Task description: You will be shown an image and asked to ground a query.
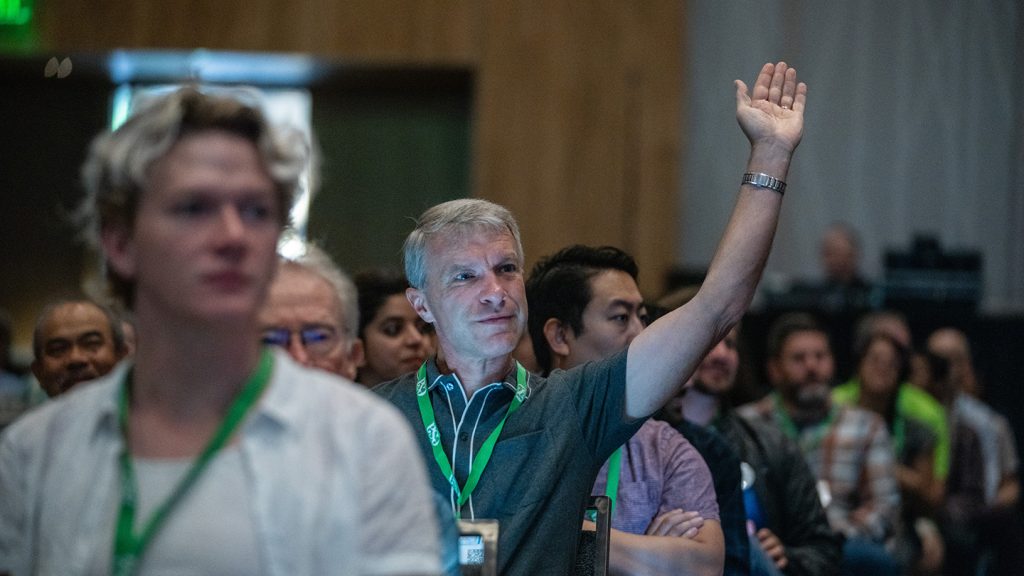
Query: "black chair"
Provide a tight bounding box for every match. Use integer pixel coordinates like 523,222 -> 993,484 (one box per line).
572,495 -> 611,576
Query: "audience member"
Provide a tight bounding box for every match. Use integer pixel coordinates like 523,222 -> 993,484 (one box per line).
354,268 -> 434,387
526,244 -> 724,576
673,322 -> 841,576
0,88 -> 442,575
268,254 -> 459,576
31,298 -> 128,398
739,313 -> 902,575
259,244 -> 364,381
374,61 -> 808,575
835,311 -> 950,480
772,222 -> 872,313
840,332 -> 944,573
927,328 -> 1023,576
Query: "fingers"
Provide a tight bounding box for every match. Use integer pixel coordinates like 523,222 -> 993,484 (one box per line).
749,61 -> 806,112
792,81 -> 808,113
780,67 -> 796,109
750,62 -> 774,101
735,79 -> 750,109
768,62 -> 787,106
756,528 -> 788,568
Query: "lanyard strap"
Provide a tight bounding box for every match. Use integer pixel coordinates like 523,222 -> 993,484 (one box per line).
112,349 -> 274,576
586,446 -> 623,523
416,361 -> 528,514
604,447 -> 623,516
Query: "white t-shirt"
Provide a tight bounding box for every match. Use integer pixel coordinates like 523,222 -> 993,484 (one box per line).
0,350 -> 442,576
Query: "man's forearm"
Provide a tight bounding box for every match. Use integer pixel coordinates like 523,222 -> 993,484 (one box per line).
608,523 -> 725,576
625,145 -> 787,417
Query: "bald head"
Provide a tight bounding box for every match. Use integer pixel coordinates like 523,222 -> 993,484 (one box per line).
820,223 -> 861,284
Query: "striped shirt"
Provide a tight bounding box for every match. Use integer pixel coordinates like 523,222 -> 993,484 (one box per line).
739,394 -> 900,542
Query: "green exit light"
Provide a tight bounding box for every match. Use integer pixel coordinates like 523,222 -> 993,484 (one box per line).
0,0 -> 32,26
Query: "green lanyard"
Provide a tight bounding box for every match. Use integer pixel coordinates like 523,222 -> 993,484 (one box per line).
772,392 -> 836,455
415,361 -> 528,515
588,446 -> 623,522
112,349 -> 273,576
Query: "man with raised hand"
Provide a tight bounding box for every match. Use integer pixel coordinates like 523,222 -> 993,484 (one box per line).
375,61 -> 807,575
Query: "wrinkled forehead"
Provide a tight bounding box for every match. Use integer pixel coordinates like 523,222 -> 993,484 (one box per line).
42,303 -> 113,339
425,224 -> 523,263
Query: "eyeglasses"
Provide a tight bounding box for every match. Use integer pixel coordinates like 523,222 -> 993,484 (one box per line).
261,326 -> 341,357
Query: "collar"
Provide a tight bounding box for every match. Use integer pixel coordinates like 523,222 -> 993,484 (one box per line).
422,356 -> 530,398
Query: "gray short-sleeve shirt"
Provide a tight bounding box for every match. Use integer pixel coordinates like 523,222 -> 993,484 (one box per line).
374,349 -> 644,576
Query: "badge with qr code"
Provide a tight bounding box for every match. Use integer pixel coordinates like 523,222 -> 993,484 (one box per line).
459,535 -> 485,565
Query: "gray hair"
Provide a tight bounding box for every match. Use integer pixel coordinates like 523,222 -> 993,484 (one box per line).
283,244 -> 360,342
403,199 -> 523,289
79,87 -> 308,306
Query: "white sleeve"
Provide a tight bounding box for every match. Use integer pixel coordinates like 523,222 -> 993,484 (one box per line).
356,404 -> 443,576
0,427 -> 30,576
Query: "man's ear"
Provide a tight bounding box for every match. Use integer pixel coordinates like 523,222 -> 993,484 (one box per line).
347,338 -> 365,376
406,287 -> 435,324
542,318 -> 572,359
100,224 -> 136,281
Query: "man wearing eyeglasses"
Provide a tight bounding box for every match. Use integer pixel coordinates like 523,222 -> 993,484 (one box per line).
259,244 -> 365,380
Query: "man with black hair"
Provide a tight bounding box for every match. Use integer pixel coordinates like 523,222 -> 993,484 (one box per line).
526,244 -> 725,576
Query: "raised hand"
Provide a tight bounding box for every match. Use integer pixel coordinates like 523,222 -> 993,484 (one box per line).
735,62 -> 807,154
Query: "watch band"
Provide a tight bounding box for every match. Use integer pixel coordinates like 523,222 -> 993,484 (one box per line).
742,172 -> 786,195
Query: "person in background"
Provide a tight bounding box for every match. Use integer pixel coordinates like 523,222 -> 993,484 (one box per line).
31,298 -> 127,398
354,268 -> 434,387
672,319 -> 841,576
739,313 -> 902,576
842,332 -> 944,573
927,327 -> 1023,576
0,87 -> 442,575
834,311 -> 950,481
266,253 -> 459,576
259,244 -> 364,381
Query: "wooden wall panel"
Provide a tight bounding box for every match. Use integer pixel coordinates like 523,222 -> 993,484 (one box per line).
30,0 -> 682,296
474,1 -> 682,295
38,0 -> 479,64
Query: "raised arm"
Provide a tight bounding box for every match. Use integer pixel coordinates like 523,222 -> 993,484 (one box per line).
625,61 -> 808,418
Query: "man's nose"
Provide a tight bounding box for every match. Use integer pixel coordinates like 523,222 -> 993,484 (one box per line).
287,333 -> 312,366
479,273 -> 507,306
65,345 -> 90,368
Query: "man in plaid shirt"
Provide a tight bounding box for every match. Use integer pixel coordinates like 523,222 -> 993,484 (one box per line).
739,313 -> 902,575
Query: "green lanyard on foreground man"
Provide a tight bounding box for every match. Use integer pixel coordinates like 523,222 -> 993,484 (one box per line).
416,361 -> 528,515
112,350 -> 274,576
